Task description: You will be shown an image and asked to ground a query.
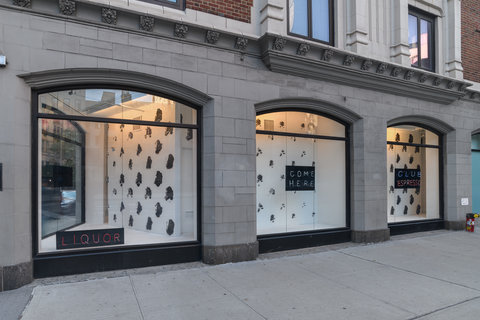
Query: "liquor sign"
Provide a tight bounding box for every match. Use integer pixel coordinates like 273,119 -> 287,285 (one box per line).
56,228 -> 124,249
394,169 -> 421,188
286,166 -> 315,191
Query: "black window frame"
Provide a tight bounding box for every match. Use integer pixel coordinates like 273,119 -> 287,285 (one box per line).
287,0 -> 335,46
138,0 -> 185,10
408,6 -> 436,72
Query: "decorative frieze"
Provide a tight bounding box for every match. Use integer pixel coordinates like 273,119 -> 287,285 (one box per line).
322,49 -> 334,61
174,24 -> 188,38
13,0 -> 31,7
297,43 -> 310,56
447,81 -> 455,89
343,55 -> 355,66
376,63 -> 387,74
419,74 -> 428,83
361,60 -> 372,71
391,67 -> 401,77
235,37 -> 248,51
404,70 -> 414,80
433,78 -> 442,86
139,16 -> 154,32
59,0 -> 75,15
272,37 -> 287,51
205,30 -> 220,44
459,84 -> 468,92
101,8 -> 117,25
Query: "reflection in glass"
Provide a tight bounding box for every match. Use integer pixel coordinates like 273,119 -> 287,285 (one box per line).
289,0 -> 308,36
409,14 -> 418,66
312,0 -> 330,42
420,19 -> 432,70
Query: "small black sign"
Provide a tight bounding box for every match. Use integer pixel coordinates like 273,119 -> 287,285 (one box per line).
286,166 -> 315,191
56,228 -> 124,249
394,169 -> 421,188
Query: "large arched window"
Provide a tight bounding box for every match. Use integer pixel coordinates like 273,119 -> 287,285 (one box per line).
387,125 -> 441,223
255,110 -> 348,235
35,88 -> 199,253
471,133 -> 480,213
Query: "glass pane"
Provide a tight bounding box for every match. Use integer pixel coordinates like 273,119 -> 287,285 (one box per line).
39,119 -> 197,252
289,0 -> 309,36
41,119 -> 83,238
387,126 -> 438,145
472,151 -> 480,213
472,134 -> 480,150
312,0 -> 330,42
256,111 -> 345,138
256,114 -> 346,236
409,14 -> 419,66
420,19 -> 432,70
38,90 -> 196,125
387,142 -> 440,223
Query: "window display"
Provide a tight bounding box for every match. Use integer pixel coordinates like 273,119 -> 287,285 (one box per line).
256,111 -> 347,235
37,89 -> 198,253
386,125 -> 440,223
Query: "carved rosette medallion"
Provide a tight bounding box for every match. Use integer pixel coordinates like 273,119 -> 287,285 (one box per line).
391,67 -> 402,77
322,49 -> 334,61
361,60 -> 372,71
272,37 -> 287,51
297,43 -> 310,56
206,30 -> 220,44
343,55 -> 355,66
139,16 -> 154,32
447,81 -> 455,89
59,0 -> 76,15
13,0 -> 31,7
174,24 -> 188,38
404,70 -> 414,80
101,8 -> 117,25
433,78 -> 442,86
419,74 -> 428,83
376,63 -> 387,74
235,37 -> 249,51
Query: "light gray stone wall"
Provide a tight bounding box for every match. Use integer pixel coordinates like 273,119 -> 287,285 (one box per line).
0,5 -> 479,286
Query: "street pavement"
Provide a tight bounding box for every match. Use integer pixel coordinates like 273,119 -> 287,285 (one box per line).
2,230 -> 480,319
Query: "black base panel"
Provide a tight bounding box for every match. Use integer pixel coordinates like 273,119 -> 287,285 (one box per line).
33,244 -> 201,278
389,220 -> 444,236
258,229 -> 351,253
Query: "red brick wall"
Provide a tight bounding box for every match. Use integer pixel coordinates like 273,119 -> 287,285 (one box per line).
462,0 -> 480,83
186,0 -> 253,23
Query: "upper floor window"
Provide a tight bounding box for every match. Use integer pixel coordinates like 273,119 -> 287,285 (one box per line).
288,0 -> 334,45
408,8 -> 435,72
142,0 -> 184,10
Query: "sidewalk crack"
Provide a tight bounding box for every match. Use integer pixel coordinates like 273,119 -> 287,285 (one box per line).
129,275 -> 145,320
406,295 -> 480,320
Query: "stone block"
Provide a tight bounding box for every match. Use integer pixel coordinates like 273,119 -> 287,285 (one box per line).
4,25 -> 43,48
183,43 -> 207,58
182,71 -> 207,93
222,143 -> 247,154
156,38 -> 183,54
171,54 -> 197,72
202,242 -> 258,265
66,23 -> 98,39
2,261 -> 33,291
43,32 -> 80,53
207,48 -> 235,63
65,53 -> 98,68
222,206 -> 247,223
143,48 -> 171,67
79,44 -> 112,58
112,44 -> 143,63
127,62 -> 155,75
222,97 -> 246,119
197,58 -> 222,76
223,170 -> 246,187
222,62 -> 247,80
207,76 -> 235,97
215,117 -> 235,137
29,49 -> 65,72
235,119 -> 255,139
351,229 -> 390,243
128,33 -> 156,49
155,66 -> 182,83
98,58 -> 127,69
98,29 -> 128,44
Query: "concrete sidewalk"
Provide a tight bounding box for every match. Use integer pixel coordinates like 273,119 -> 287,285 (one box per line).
3,230 -> 480,319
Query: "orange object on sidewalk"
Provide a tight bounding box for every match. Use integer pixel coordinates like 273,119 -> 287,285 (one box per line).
466,213 -> 475,232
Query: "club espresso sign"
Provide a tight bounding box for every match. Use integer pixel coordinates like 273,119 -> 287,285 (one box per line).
394,168 -> 421,188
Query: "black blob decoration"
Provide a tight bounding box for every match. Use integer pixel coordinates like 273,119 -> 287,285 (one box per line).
415,187 -> 420,195
301,123 -> 305,129
292,161 -> 295,166
113,161 -> 116,167
390,164 -> 394,172
166,154 -> 174,169
145,127 -> 152,138
396,154 -> 400,163
145,187 -> 152,199
404,164 -> 408,169
312,212 -> 316,217
166,219 -> 175,235
408,134 -> 414,143
257,203 -> 263,212
390,206 -> 395,215
279,121 -> 285,128
129,215 -> 133,227
137,144 -> 142,156
269,160 -> 274,167
146,217 -> 153,230
186,129 -> 193,141
396,195 -> 401,205
280,150 -> 285,157
410,194 -> 414,205
155,202 -> 163,217
389,144 -> 394,151
136,172 -> 143,187
155,140 -> 163,154
409,156 -> 414,164
114,214 -> 117,222
416,204 -> 421,215
417,164 -> 421,170
389,185 -> 394,193
120,124 -> 125,131
128,132 -> 133,139
257,148 -> 263,157
155,108 -> 163,122
257,174 -> 263,183
120,147 -> 124,157
404,205 -> 408,215
128,159 -> 133,170
113,188 -> 117,195
128,188 -> 133,197
165,186 -> 174,201
120,201 -> 125,212
154,171 -> 163,187
180,114 -> 183,124
291,214 -> 295,219
395,133 -> 400,142
165,127 -> 173,136
402,145 -> 407,152
415,146 -> 420,153
280,174 -> 285,180
270,215 -> 275,222
280,203 -> 285,210
146,156 -> 152,169
120,174 -> 125,186
256,119 -> 261,127
137,201 -> 143,214
269,188 -> 275,195
403,187 -> 408,194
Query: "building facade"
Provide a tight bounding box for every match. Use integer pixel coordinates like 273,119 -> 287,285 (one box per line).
0,0 -> 479,290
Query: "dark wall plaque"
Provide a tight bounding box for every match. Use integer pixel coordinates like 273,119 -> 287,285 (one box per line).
56,228 -> 124,249
286,166 -> 315,191
394,169 -> 421,188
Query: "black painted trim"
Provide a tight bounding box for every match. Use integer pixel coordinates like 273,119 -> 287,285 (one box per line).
136,0 -> 185,10
408,6 -> 436,72
389,220 -> 444,236
34,243 -> 201,278
258,228 -> 351,253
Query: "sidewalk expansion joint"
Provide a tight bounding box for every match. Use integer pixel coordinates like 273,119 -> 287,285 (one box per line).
406,295 -> 480,320
129,275 -> 145,320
